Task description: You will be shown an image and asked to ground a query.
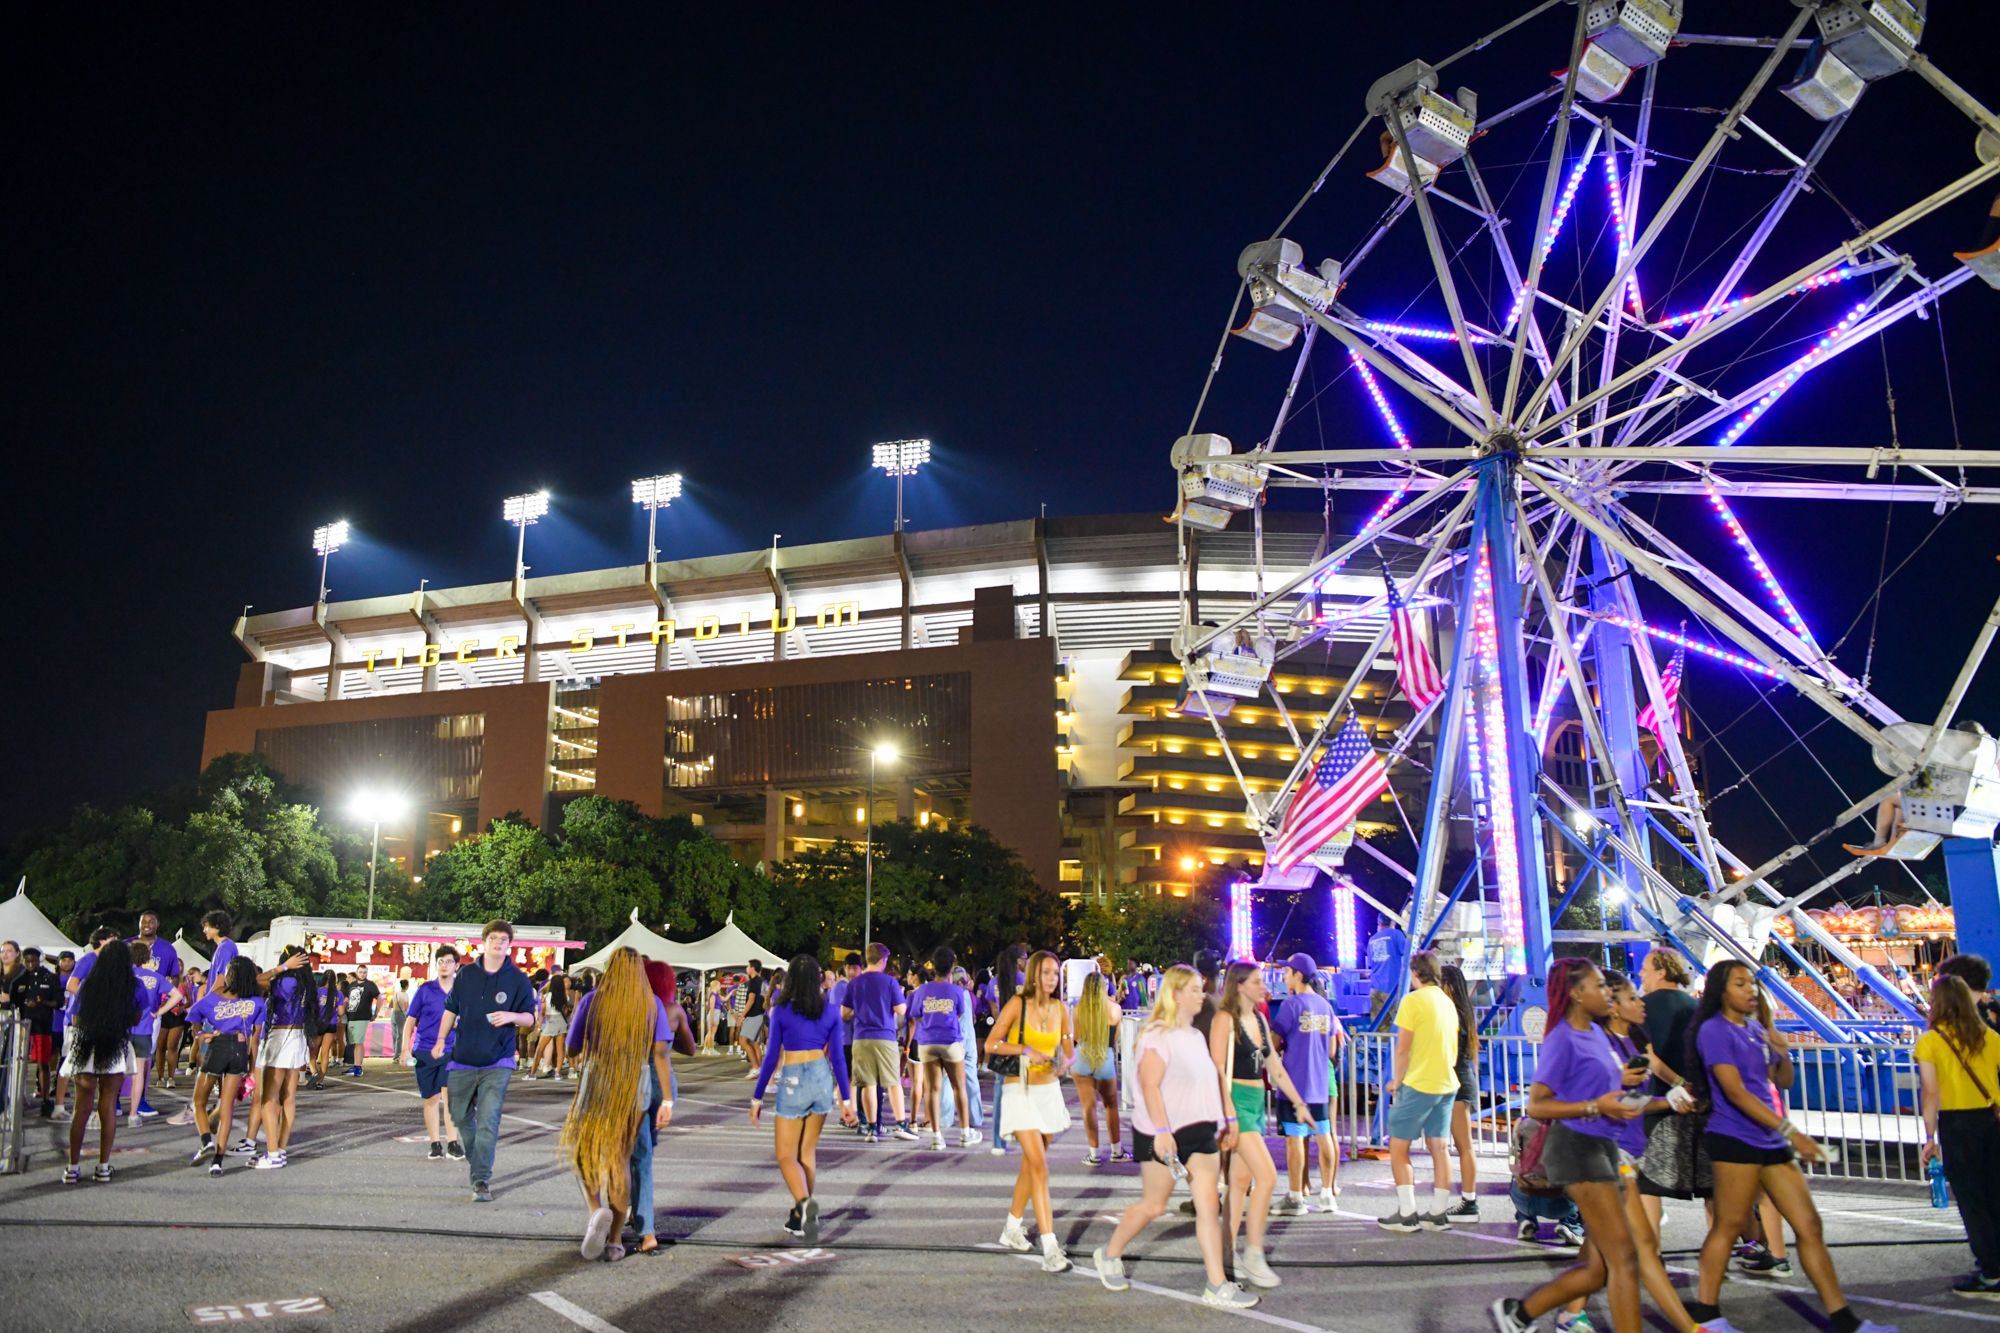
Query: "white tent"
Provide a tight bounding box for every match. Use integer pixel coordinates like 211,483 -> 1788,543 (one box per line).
170,929 -> 211,974
570,910 -> 780,978
0,879 -> 81,956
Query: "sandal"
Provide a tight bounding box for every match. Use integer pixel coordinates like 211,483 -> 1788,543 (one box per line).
603,1243 -> 627,1262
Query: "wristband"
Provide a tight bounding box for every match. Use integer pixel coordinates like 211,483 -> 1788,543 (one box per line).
1776,1116 -> 1801,1138
1582,1100 -> 1601,1120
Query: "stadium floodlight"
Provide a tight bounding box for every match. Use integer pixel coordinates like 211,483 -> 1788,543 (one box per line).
630,473 -> 683,563
312,520 -> 350,605
349,790 -> 408,919
503,490 -> 550,582
872,439 -> 930,532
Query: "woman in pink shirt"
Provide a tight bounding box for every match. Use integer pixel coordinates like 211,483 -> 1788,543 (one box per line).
1091,963 -> 1260,1311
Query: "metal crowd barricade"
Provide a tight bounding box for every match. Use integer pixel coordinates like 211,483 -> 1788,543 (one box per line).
1328,1023 -> 1924,1187
0,1010 -> 27,1175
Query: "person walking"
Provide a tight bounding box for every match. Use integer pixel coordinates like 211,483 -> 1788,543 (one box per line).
1071,971 -> 1122,1164
184,957 -> 264,1178
1212,960 -> 1310,1290
248,946 -> 322,1169
750,952 -> 855,1245
843,943 -> 913,1141
910,946 -> 980,1150
1094,963 -> 1259,1310
1271,952 -> 1342,1214
58,937 -> 146,1183
1685,960 -> 1896,1333
738,958 -> 769,1077
433,920 -> 538,1203
1441,962 -> 1483,1221
402,946 -> 464,1162
534,973 -> 574,1079
947,964 -> 986,1136
342,969 -> 381,1078
1380,950 -> 1460,1232
307,970 -> 342,1089
562,947 -> 673,1262
1636,947 -> 1699,1227
1489,959 -> 1649,1333
988,949 -> 1073,1272
1916,971 -> 2000,1299
984,946 -> 1023,1156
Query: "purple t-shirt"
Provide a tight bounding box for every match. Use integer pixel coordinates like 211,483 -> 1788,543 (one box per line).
829,978 -> 852,1043
130,969 -> 167,1035
1534,1016 -> 1624,1142
188,991 -> 266,1039
844,971 -> 904,1043
266,972 -> 312,1026
408,979 -> 456,1056
909,981 -> 969,1047
565,991 -> 671,1055
1697,1015 -> 1786,1148
129,935 -> 181,979
1605,1030 -> 1649,1156
752,1001 -> 852,1101
65,950 -> 98,1022
1271,990 -> 1338,1104
207,938 -> 239,988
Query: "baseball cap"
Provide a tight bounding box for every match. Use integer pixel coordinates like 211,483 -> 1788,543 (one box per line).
1286,952 -> 1319,978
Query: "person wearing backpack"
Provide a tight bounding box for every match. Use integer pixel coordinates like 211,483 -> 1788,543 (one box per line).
1917,971 -> 2000,1300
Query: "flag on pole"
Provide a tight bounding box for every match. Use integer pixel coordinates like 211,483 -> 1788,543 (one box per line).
1271,715 -> 1391,872
1385,574 -> 1444,710
1637,641 -> 1685,741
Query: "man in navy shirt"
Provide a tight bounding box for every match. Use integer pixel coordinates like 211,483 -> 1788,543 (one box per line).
432,921 -> 536,1201
402,945 -> 464,1163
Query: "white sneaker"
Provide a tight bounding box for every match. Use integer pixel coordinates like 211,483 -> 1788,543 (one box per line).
169,1107 -> 197,1126
1093,1247 -> 1128,1291
1040,1234 -> 1071,1273
1202,1281 -> 1259,1309
1082,1147 -> 1100,1166
989,1142 -> 1007,1156
960,1129 -> 982,1148
997,1217 -> 1032,1252
1274,1192 -> 1308,1216
1240,1246 -> 1281,1288
931,1132 -> 946,1151
1320,1186 -> 1339,1210
50,1106 -> 71,1123
128,1113 -> 143,1130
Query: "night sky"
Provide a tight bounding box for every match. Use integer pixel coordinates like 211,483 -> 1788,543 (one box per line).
6,3 -> 1998,899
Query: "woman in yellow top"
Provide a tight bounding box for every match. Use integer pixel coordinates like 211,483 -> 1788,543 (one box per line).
986,949 -> 1073,1272
1915,971 -> 2000,1299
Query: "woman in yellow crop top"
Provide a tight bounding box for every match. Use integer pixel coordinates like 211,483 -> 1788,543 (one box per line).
986,949 -> 1073,1271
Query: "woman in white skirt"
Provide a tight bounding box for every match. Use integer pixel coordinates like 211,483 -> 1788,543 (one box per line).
535,974 -> 573,1079
60,937 -> 144,1183
248,946 -> 322,1170
986,949 -> 1074,1272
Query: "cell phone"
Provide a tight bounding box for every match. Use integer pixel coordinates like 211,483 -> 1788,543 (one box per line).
1619,1090 -> 1651,1109
1624,1054 -> 1650,1071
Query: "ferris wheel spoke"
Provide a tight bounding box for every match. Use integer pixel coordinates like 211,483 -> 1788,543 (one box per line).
1458,152 -> 1567,416
1325,304 -> 1486,420
1382,115 -> 1496,429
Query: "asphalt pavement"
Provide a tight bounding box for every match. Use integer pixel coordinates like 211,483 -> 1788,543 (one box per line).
0,1056 -> 1984,1333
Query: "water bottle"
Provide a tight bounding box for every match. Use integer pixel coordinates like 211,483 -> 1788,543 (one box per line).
1929,1158 -> 1950,1209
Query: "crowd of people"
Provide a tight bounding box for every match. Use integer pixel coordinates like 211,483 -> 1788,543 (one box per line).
3,923 -> 1996,1326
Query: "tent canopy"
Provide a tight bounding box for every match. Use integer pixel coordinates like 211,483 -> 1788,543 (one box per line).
171,930 -> 211,974
570,909 -> 780,978
0,880 -> 81,956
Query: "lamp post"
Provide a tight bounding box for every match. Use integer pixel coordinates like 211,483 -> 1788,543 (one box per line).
871,439 -> 930,532
312,521 -> 350,605
864,743 -> 897,952
502,490 -> 550,581
630,473 -> 682,563
351,792 -> 407,919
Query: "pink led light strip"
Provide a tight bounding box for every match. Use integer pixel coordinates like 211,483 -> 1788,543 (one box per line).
1530,623 -> 1594,746
1650,266 -> 1864,332
1584,611 -> 1784,678
1504,146 -> 1597,332
1468,540 -> 1527,974
1603,149 -> 1643,320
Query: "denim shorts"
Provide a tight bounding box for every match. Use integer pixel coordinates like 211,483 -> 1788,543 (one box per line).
1384,1086 -> 1455,1141
1072,1046 -> 1117,1081
773,1056 -> 838,1119
1542,1121 -> 1624,1185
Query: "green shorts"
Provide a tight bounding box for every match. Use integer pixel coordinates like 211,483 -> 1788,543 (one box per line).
1230,1081 -> 1267,1136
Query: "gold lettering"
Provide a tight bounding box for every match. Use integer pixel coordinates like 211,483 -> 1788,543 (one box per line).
363,650 -> 382,673
840,601 -> 858,626
612,623 -> 634,648
571,628 -> 594,654
650,620 -> 677,645
497,636 -> 519,658
696,616 -> 721,640
738,611 -> 752,635
420,645 -> 441,668
771,605 -> 796,634
394,647 -> 406,670
456,640 -> 479,663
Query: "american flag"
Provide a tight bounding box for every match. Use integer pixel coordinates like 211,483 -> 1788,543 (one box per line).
1385,575 -> 1444,710
1271,715 -> 1391,872
1637,642 -> 1685,740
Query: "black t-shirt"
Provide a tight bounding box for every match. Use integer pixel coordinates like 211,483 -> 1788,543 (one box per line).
744,974 -> 767,1018
1641,987 -> 1697,1094
19,967 -> 60,1035
344,979 -> 382,1023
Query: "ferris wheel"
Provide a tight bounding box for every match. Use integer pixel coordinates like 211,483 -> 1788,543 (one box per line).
1168,0 -> 2000,1036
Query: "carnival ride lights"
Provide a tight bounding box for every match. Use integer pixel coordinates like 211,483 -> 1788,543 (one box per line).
1164,0 -> 2000,1034
1332,879 -> 1360,971
1228,878 -> 1255,961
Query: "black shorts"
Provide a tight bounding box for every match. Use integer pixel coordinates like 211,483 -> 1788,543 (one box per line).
1541,1121 -> 1624,1186
1704,1131 -> 1794,1168
200,1034 -> 251,1078
1454,1052 -> 1477,1105
415,1051 -> 451,1099
159,1011 -> 186,1033
1134,1121 -> 1220,1166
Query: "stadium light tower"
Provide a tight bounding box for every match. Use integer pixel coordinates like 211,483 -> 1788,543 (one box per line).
312,520 -> 350,605
871,439 -> 930,532
630,473 -> 682,564
503,490 -> 550,582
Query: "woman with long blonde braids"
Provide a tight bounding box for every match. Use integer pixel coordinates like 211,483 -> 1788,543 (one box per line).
561,947 -> 673,1262
1071,971 -> 1123,1164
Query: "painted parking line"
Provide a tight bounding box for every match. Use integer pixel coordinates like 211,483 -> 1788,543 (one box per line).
1017,1253 -> 1342,1333
1735,1278 -> 2000,1325
1820,1207 -> 1969,1233
529,1291 -> 627,1333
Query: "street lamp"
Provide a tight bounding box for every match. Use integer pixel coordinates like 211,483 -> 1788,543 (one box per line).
864,743 -> 897,952
630,473 -> 682,563
312,520 -> 350,604
871,439 -> 930,532
350,791 -> 408,919
503,491 -> 550,581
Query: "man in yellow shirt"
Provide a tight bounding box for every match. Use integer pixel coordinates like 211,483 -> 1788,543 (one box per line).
1378,950 -> 1460,1234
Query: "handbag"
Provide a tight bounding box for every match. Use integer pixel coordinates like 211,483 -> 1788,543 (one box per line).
987,1011 -> 1021,1078
1637,1108 -> 1713,1199
1511,1116 -> 1561,1199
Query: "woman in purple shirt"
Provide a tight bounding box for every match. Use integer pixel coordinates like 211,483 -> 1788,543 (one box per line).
1687,961 -> 1891,1333
750,953 -> 855,1246
1490,959 -> 1646,1333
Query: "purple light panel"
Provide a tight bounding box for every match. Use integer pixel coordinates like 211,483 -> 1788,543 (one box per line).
1468,540 -> 1527,975
1229,878 -> 1254,962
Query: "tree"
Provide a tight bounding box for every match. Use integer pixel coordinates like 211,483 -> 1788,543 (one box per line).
1076,886 -> 1223,967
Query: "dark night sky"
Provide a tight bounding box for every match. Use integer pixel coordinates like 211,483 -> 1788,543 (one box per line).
5,3 -> 1998,896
